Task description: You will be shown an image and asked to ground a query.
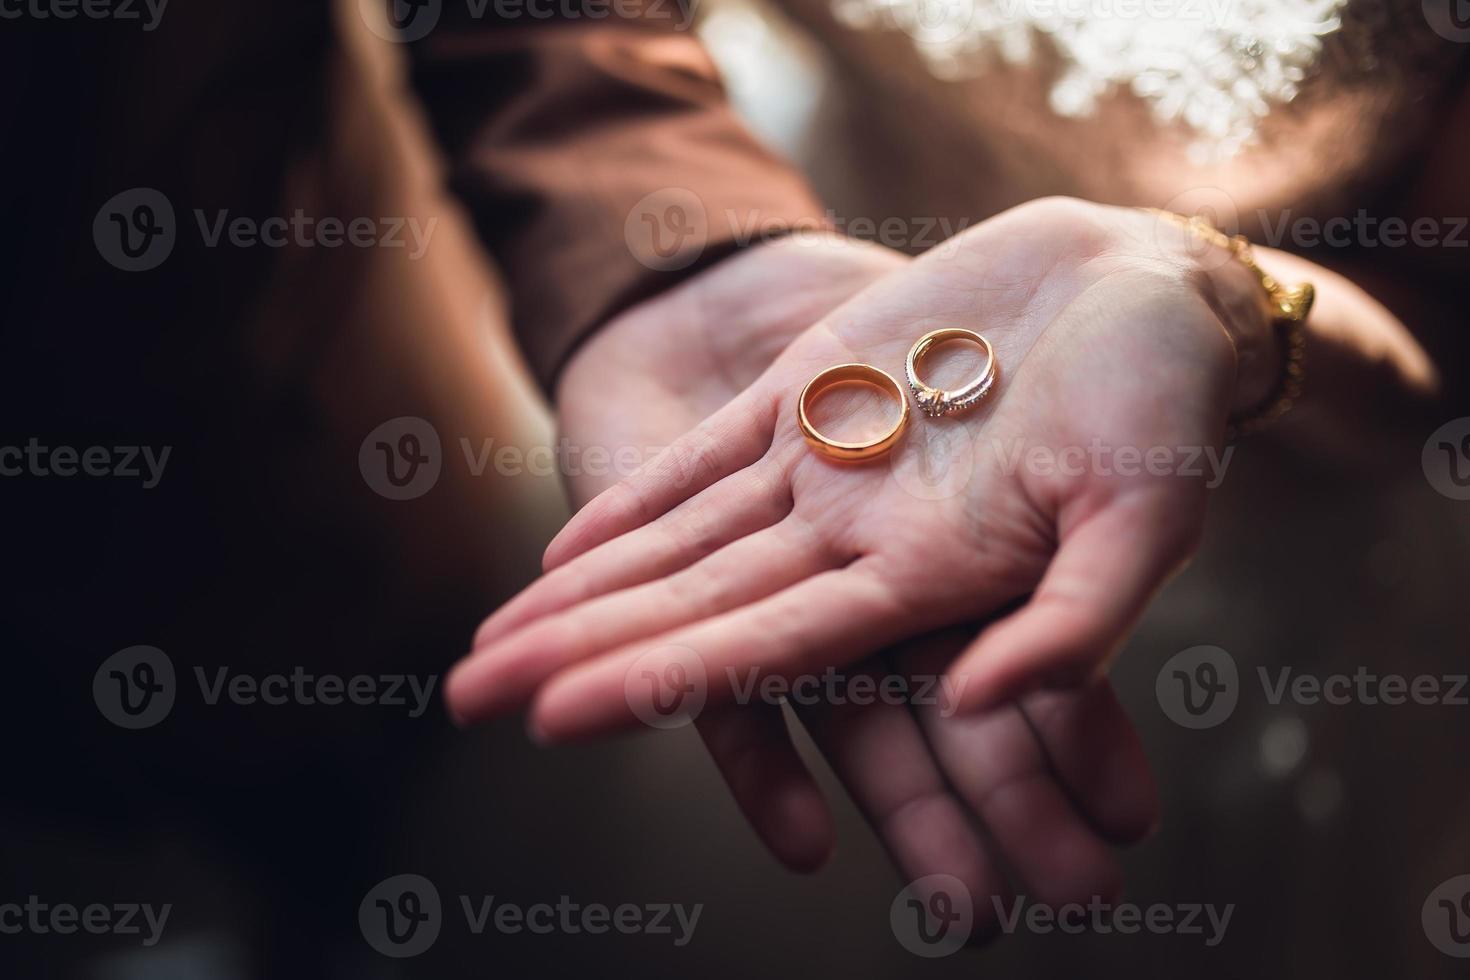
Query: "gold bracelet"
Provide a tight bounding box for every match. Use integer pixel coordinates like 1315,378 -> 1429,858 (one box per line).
1145,208 -> 1314,440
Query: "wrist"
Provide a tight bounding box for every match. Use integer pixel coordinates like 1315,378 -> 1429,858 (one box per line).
557,235 -> 908,414
560,236 -> 907,397
1143,209 -> 1282,416
1202,248 -> 1282,416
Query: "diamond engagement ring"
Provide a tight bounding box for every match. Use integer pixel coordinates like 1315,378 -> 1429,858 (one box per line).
905,328 -> 998,417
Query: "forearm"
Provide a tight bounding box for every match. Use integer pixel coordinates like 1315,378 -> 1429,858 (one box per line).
404,5 -> 829,391
1146,206 -> 1439,454
1253,247 -> 1442,457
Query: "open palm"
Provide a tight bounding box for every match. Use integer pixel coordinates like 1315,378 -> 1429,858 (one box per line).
456,208 -> 1172,918
454,199 -> 1254,739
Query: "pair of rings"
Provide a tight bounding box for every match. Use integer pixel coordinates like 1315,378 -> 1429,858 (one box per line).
797,328 -> 998,462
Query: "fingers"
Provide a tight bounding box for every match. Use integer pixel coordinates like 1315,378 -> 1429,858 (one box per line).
1018,684 -> 1159,844
948,489 -> 1204,713
448,517 -> 839,723
798,659 -> 1010,940
695,703 -> 835,873
470,460 -> 793,651
894,636 -> 1123,909
528,562 -> 915,742
542,388 -> 780,571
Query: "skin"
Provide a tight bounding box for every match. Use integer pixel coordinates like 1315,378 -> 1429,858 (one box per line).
449,197 -> 1436,924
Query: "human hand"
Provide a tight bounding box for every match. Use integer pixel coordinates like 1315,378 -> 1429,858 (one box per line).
451,198 -> 1279,737
474,229 -> 1159,907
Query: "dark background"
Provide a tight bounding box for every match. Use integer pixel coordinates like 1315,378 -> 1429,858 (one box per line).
3,0 -> 1469,976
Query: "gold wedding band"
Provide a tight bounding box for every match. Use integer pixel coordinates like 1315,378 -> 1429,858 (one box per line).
905,328 -> 998,417
797,363 -> 909,462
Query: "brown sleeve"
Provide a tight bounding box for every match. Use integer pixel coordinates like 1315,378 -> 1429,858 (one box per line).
405,2 -> 829,389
